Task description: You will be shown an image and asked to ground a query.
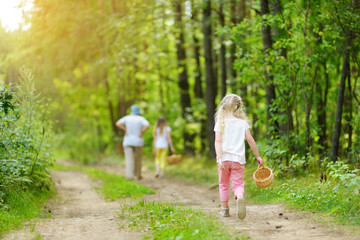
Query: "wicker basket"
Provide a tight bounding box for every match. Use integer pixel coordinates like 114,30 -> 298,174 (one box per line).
253,166 -> 274,188
167,154 -> 182,165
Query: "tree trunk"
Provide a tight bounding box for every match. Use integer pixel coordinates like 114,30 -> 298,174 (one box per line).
174,0 -> 194,154
229,0 -> 239,85
345,68 -> 353,152
203,0 -> 217,157
229,0 -> 246,95
111,0 -> 117,13
260,0 -> 278,138
219,0 -> 227,98
152,5 -> 166,116
316,69 -> 327,155
191,0 -> 203,99
239,0 -> 247,100
271,0 -> 293,139
190,0 -> 206,151
330,41 -> 350,162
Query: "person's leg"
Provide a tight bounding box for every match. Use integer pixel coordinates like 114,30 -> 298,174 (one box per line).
124,146 -> 134,179
159,148 -> 168,178
230,162 -> 246,219
230,162 -> 245,198
155,148 -> 161,177
134,146 -> 143,179
218,161 -> 231,208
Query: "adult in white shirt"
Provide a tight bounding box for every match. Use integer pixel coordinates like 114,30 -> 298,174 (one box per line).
116,105 -> 150,180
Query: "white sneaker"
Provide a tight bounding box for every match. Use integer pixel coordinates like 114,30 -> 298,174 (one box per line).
220,207 -> 230,217
237,197 -> 246,220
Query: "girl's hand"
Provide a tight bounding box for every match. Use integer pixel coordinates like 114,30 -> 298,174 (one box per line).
257,157 -> 263,167
170,146 -> 175,154
152,149 -> 156,155
218,159 -> 225,170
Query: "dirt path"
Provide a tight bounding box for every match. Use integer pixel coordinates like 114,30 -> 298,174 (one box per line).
4,162 -> 360,240
4,170 -> 142,240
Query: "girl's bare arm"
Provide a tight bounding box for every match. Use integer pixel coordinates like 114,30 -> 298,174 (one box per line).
245,129 -> 263,166
166,132 -> 175,153
215,131 -> 224,169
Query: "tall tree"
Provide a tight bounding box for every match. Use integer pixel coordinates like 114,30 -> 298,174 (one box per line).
191,0 -> 203,99
330,0 -> 359,162
330,38 -> 350,162
259,0 -> 278,137
174,0 -> 194,153
270,0 -> 294,139
219,0 -> 227,97
203,0 -> 217,157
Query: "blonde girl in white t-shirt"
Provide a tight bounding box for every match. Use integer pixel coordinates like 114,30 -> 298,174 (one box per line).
214,94 -> 263,219
153,117 -> 174,179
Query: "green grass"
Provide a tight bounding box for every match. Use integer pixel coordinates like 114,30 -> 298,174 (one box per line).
0,186 -> 53,237
119,201 -> 247,240
53,163 -> 155,200
149,157 -> 360,226
245,168 -> 360,225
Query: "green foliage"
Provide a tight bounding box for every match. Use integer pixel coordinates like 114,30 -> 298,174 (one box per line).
0,0 -> 359,177
0,67 -> 54,211
326,161 -> 360,195
53,163 -> 154,200
119,201 -> 245,240
245,166 -> 360,225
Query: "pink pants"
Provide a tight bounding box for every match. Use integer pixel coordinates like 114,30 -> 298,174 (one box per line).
218,161 -> 245,202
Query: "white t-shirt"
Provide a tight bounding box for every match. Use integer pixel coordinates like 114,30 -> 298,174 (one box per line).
214,118 -> 250,164
118,115 -> 150,147
154,126 -> 171,148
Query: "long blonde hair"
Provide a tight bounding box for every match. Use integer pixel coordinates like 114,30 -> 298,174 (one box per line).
214,94 -> 250,133
153,117 -> 168,136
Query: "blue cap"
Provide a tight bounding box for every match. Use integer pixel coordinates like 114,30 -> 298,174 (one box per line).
130,105 -> 141,115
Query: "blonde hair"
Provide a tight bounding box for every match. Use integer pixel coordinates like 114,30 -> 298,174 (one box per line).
153,117 -> 168,136
214,94 -> 250,133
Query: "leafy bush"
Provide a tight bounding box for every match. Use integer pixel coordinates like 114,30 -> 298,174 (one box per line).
326,161 -> 360,194
0,67 -> 54,210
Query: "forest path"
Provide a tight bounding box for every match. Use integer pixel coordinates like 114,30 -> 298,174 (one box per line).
4,161 -> 360,240
3,167 -> 142,240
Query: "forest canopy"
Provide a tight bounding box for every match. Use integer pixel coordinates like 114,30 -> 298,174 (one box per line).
0,0 -> 359,175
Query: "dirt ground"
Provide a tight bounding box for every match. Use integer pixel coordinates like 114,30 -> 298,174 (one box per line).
4,161 -> 360,240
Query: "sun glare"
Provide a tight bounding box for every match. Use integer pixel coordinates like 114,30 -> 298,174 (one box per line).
0,0 -> 32,31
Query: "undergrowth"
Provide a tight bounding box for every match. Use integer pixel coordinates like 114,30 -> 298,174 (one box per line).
0,185 -> 53,237
119,201 -> 246,240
